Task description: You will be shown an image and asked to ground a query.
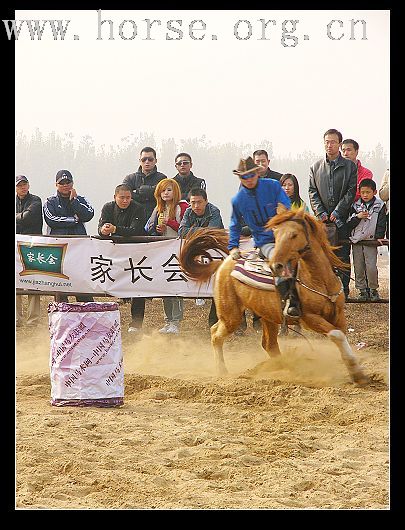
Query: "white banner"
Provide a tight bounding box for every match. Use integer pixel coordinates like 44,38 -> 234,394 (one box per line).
15,236 -> 228,298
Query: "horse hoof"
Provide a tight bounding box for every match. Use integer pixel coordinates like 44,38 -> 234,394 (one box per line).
353,372 -> 369,387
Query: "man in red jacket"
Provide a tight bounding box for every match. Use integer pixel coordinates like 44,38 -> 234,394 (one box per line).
341,139 -> 373,202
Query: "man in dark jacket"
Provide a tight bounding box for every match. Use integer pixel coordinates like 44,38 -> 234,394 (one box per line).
122,147 -> 167,220
98,183 -> 147,334
98,184 -> 146,237
178,188 -> 224,328
43,169 -> 94,303
253,149 -> 283,181
43,170 -> 94,236
16,174 -> 43,327
172,152 -> 206,201
309,129 -> 357,300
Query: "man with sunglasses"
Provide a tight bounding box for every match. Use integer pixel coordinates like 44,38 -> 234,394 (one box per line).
43,169 -> 95,302
173,152 -> 206,201
229,157 -> 301,318
123,147 -> 167,220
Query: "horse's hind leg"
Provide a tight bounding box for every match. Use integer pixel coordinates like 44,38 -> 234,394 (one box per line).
301,314 -> 368,386
261,319 -> 281,357
211,319 -> 231,377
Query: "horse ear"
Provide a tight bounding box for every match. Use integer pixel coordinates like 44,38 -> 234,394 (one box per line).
276,203 -> 288,215
294,205 -> 305,219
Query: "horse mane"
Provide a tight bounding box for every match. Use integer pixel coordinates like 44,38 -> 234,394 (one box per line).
266,207 -> 349,270
179,228 -> 230,283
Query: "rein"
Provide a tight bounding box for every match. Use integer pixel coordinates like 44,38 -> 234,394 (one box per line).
296,275 -> 343,303
285,217 -> 343,303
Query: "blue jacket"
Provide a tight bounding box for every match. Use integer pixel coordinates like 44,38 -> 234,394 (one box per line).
43,192 -> 94,235
229,178 -> 291,249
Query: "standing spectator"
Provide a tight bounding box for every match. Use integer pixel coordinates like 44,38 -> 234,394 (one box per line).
379,169 -> 389,239
228,157 -> 298,317
172,153 -> 206,201
347,179 -> 387,301
178,188 -> 225,328
280,173 -> 310,212
16,175 -> 43,327
173,153 -> 207,309
98,184 -> 146,238
98,183 -> 146,333
341,139 -> 373,201
308,129 -> 357,301
253,149 -> 283,180
122,148 -> 167,330
122,147 -> 167,220
145,179 -> 189,334
43,169 -> 94,303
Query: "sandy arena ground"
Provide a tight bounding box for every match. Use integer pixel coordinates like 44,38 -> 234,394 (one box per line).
15,255 -> 389,510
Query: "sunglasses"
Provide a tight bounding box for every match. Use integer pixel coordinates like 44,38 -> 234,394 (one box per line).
176,160 -> 191,166
140,157 -> 155,162
240,172 -> 257,180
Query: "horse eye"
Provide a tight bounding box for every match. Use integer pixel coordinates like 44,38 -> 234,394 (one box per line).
291,233 -> 297,239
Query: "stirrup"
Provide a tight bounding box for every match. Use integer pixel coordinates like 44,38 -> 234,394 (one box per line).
283,299 -> 301,319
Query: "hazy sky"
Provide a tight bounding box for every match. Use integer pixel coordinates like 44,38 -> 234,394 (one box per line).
15,9 -> 389,159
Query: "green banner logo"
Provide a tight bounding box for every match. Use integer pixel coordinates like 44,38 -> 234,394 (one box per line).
17,242 -> 69,279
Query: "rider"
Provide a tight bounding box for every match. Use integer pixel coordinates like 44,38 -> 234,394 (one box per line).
228,156 -> 301,318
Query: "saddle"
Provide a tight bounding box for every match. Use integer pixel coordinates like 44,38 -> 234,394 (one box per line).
230,249 -> 276,291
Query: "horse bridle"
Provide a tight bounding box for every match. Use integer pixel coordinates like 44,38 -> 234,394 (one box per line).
284,217 -> 343,302
287,217 -> 311,255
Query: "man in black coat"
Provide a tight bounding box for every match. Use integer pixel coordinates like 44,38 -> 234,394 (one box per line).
122,147 -> 167,220
172,152 -> 206,201
309,128 -> 358,300
98,183 -> 148,335
16,175 -> 43,327
253,149 -> 283,181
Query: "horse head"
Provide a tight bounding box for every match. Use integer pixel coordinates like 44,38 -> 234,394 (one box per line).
266,205 -> 310,277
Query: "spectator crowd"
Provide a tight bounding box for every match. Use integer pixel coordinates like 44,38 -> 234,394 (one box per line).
16,130 -> 389,335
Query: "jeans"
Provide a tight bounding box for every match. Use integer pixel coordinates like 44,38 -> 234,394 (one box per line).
130,297 -> 146,328
163,297 -> 184,324
16,294 -> 40,326
335,225 -> 351,295
55,294 -> 94,303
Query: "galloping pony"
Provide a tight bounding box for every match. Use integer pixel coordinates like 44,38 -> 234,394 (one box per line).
179,204 -> 368,385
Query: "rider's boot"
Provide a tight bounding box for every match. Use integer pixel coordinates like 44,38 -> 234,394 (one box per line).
275,277 -> 301,318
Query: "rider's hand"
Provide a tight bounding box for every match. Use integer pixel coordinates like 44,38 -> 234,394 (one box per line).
229,247 -> 241,260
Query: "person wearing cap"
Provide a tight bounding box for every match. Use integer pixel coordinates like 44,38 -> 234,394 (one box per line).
122,147 -> 167,221
43,170 -> 95,303
229,157 -> 302,318
43,170 -> 94,236
16,175 -> 43,327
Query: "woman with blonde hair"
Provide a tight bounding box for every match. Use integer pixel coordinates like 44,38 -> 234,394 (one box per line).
145,178 -> 189,334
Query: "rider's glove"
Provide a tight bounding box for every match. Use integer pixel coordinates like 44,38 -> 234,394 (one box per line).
229,247 -> 241,260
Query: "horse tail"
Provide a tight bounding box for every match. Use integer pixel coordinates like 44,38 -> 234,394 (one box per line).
179,228 -> 229,283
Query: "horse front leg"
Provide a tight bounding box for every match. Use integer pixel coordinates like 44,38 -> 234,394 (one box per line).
210,319 -> 230,376
261,319 -> 281,357
301,313 -> 368,386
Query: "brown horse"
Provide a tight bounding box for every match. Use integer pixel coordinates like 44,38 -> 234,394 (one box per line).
179,205 -> 368,385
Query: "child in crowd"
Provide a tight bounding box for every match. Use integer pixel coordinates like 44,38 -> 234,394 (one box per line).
145,178 -> 189,334
280,173 -> 309,212
346,178 -> 387,301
